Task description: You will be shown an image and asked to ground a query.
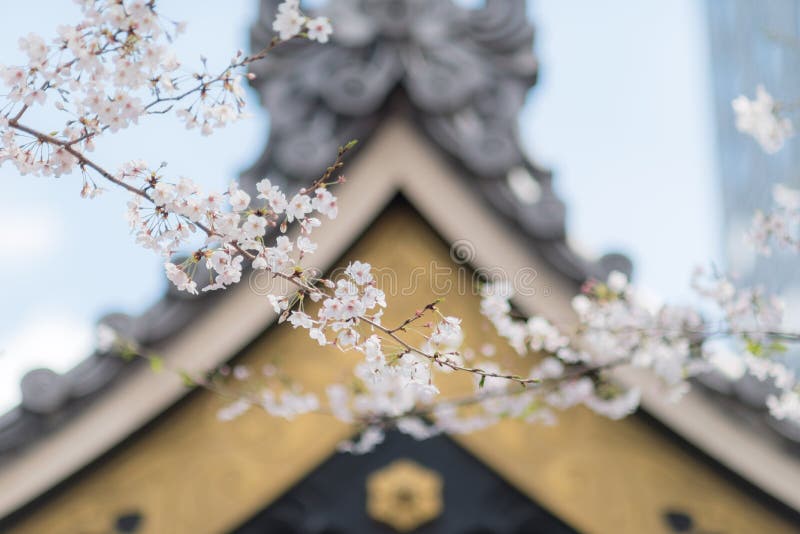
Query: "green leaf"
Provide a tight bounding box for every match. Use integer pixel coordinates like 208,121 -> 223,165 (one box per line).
119,347 -> 137,362
768,341 -> 788,353
179,371 -> 195,388
479,375 -> 486,389
745,338 -> 764,357
149,356 -> 164,373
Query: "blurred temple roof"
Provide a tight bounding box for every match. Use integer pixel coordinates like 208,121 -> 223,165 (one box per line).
0,0 -> 797,494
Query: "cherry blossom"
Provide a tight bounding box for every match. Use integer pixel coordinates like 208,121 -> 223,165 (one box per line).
767,391 -> 800,421
4,0 -> 800,456
732,85 -> 794,153
748,184 -> 800,255
285,193 -> 313,222
0,0 -> 324,182
273,1 -> 305,41
165,262 -> 198,295
217,399 -> 251,422
306,17 -> 333,44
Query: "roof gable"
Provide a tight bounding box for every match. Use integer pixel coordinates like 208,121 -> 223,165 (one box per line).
5,191 -> 796,534
2,116 -> 800,520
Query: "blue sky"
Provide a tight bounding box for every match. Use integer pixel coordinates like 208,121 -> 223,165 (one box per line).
0,0 -> 718,411
523,0 -> 719,298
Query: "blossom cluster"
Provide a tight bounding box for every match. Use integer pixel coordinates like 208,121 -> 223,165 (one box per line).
690,267 -> 799,420
265,272 -> 650,452
0,0 -> 340,295
152,174 -> 339,295
0,1 -> 186,173
570,273 -> 705,401
273,0 -> 333,43
274,262 -> 445,433
732,85 -> 794,153
690,267 -> 785,340
216,365 -> 320,422
476,268 -> 800,430
3,0 -> 800,455
0,0 -> 327,187
479,275 -> 655,420
748,184 -> 800,255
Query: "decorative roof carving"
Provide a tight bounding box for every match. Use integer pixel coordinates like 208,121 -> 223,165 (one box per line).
248,0 -> 536,181
245,0 -> 630,281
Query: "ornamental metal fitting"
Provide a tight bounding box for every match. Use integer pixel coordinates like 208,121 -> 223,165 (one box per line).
366,458 -> 444,532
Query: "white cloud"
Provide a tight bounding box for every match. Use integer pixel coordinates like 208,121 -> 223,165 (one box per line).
0,210 -> 62,264
0,313 -> 93,412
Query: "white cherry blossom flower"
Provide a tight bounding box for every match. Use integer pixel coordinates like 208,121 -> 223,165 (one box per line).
286,193 -> 312,222
217,398 -> 251,422
252,254 -> 268,270
256,178 -> 288,213
273,5 -> 305,41
345,260 -> 372,285
228,183 -> 251,211
312,188 -> 338,218
732,85 -> 794,153
297,236 -> 317,254
243,214 -> 267,239
233,365 -> 251,381
306,17 -> 333,44
268,294 -> 289,314
767,391 -> 800,422
288,311 -> 313,329
152,182 -> 176,206
309,327 -> 327,346
584,388 -> 640,420
164,262 -> 197,294
606,270 -> 628,293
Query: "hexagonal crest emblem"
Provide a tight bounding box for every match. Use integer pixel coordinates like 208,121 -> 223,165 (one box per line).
366,459 -> 444,532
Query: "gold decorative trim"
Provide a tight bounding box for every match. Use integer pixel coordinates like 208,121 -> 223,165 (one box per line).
366,459 -> 443,532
